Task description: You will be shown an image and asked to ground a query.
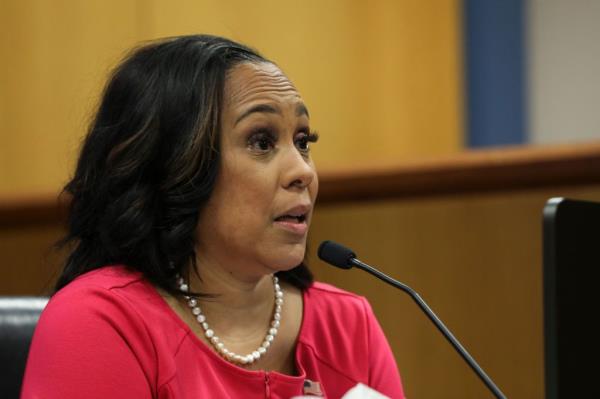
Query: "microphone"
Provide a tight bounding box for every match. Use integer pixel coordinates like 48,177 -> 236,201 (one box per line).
318,240 -> 507,399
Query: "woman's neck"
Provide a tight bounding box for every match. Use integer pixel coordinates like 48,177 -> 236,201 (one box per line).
185,254 -> 277,340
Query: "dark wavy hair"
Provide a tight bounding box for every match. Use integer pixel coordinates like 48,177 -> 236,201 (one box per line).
55,34 -> 313,295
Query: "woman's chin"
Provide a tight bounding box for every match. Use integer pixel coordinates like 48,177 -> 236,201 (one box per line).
276,256 -> 305,272
268,248 -> 306,272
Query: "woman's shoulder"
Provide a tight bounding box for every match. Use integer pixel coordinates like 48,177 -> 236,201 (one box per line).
41,265 -> 184,343
40,266 -> 150,328
297,281 -> 387,391
23,265 -> 185,397
307,281 -> 362,296
304,281 -> 371,314
301,281 -> 375,342
53,264 -> 144,295
300,285 -> 404,398
31,265 -> 187,374
49,265 -> 161,310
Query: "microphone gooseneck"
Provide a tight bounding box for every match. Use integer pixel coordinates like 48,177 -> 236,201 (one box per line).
317,240 -> 507,399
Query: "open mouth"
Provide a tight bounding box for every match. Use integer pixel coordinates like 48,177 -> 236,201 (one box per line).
274,214 -> 307,223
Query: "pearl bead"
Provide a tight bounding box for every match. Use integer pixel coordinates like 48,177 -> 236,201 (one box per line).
275,291 -> 283,298
262,341 -> 271,348
258,347 -> 267,355
217,342 -> 225,350
271,320 -> 280,328
274,313 -> 281,321
188,298 -> 197,307
274,284 -> 280,291
275,305 -> 282,313
269,328 -> 277,336
273,276 -> 279,283
192,307 -> 201,316
202,322 -> 209,330
205,329 -> 214,338
210,336 -> 219,344
252,351 -> 260,360
265,334 -> 274,342
275,298 -> 283,305
196,315 -> 205,323
180,284 -> 188,292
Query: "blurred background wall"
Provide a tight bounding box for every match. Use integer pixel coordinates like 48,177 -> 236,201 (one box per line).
2,1 -> 600,398
0,0 -> 463,195
527,0 -> 600,144
464,0 -> 600,147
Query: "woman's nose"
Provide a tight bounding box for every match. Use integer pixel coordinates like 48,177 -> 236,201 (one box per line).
281,147 -> 316,190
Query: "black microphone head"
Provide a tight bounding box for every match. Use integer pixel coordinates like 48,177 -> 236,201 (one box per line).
318,240 -> 356,269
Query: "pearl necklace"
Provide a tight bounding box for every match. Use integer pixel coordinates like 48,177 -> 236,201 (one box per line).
177,275 -> 283,365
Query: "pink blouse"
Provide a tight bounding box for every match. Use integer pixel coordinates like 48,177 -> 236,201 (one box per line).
21,266 -> 404,398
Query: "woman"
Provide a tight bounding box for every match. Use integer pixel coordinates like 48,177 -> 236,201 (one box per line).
21,35 -> 404,399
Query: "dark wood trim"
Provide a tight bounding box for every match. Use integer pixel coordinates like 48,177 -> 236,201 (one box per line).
0,194 -> 66,228
317,142 -> 600,203
3,142 -> 600,225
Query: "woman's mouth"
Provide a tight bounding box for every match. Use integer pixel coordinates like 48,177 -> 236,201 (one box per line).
274,211 -> 309,235
274,214 -> 306,223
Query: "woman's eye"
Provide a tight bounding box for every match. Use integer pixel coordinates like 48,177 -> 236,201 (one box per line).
295,131 -> 319,153
296,136 -> 308,151
248,131 -> 275,152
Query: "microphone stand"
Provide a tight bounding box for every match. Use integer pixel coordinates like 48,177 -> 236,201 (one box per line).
351,258 -> 507,399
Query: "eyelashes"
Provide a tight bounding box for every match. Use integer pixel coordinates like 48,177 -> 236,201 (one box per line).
296,131 -> 319,152
247,128 -> 319,154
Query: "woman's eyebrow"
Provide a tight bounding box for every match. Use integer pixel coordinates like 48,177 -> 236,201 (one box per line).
296,103 -> 309,118
235,104 -> 279,126
235,102 -> 310,126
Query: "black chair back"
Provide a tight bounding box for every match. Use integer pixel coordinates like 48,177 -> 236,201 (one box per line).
0,297 -> 48,399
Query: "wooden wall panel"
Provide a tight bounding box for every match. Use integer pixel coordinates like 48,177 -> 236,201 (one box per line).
0,224 -> 64,295
307,185 -> 600,399
0,0 -> 463,195
0,0 -> 143,195
146,0 -> 464,169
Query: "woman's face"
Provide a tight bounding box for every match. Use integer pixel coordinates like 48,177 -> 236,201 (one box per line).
196,62 -> 318,279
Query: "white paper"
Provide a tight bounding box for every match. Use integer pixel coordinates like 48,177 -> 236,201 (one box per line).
341,383 -> 391,399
